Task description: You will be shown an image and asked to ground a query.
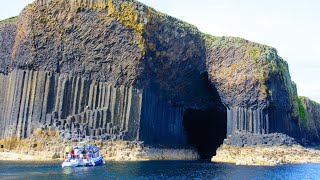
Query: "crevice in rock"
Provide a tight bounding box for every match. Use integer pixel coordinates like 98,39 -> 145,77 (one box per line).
183,108 -> 227,160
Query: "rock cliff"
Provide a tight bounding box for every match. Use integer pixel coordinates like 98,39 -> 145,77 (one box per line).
298,97 -> 320,143
0,0 -> 319,159
205,36 -> 301,138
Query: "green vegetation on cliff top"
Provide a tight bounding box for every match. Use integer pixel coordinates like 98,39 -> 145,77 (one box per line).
0,16 -> 18,24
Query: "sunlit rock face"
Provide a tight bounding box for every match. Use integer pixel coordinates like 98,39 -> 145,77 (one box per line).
0,0 -> 318,158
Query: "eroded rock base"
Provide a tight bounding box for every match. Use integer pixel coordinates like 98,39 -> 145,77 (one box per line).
224,132 -> 298,147
102,141 -> 199,161
212,144 -> 320,166
0,131 -> 199,161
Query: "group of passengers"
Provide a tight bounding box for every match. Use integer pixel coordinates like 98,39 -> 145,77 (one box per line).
65,146 -> 96,161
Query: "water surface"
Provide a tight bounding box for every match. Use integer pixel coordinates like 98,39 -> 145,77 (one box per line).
1,160 -> 320,179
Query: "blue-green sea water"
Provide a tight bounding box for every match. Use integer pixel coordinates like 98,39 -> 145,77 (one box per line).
1,160 -> 320,179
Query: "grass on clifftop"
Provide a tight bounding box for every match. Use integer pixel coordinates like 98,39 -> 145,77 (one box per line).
0,16 -> 18,24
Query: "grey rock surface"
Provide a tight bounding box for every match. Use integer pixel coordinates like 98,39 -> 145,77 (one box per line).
224,131 -> 298,147
299,97 -> 320,143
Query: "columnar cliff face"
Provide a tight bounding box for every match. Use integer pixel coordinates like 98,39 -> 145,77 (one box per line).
299,97 -> 320,143
0,69 -> 143,141
0,0 -> 319,157
0,20 -> 16,73
205,36 -> 301,138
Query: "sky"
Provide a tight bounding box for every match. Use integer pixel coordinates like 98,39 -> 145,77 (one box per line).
0,0 -> 319,103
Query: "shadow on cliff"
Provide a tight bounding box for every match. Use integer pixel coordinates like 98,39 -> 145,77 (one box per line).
183,74 -> 227,160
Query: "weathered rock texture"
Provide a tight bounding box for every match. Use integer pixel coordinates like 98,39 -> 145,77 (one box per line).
223,132 -> 298,147
0,69 -> 144,141
212,144 -> 320,166
205,36 -> 301,138
299,97 -> 320,143
0,131 -> 199,161
0,0 -> 319,158
0,0 -> 223,150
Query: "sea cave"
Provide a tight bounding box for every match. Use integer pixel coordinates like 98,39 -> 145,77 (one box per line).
183,108 -> 227,159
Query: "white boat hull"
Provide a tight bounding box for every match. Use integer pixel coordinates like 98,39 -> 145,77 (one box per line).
61,157 -> 105,167
61,159 -> 81,167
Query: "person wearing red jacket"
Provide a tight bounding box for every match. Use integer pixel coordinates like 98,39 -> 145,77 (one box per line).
70,148 -> 75,159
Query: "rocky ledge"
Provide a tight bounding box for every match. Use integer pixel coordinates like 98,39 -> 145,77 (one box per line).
210,132 -> 320,166
0,142 -> 199,161
223,132 -> 298,147
212,144 -> 320,166
0,129 -> 199,161
101,141 -> 199,161
210,132 -> 319,166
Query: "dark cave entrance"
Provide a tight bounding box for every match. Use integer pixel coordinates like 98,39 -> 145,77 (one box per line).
183,108 -> 227,160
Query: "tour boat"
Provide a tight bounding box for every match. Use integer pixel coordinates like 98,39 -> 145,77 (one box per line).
61,145 -> 105,168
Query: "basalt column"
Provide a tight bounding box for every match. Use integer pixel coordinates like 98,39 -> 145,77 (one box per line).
0,70 -> 143,141
226,107 -> 269,135
139,87 -> 187,145
226,106 -> 301,139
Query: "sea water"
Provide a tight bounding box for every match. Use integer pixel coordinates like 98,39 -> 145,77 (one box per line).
1,160 -> 320,179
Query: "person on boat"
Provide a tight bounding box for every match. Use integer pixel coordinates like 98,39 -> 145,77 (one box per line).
81,146 -> 87,159
74,147 -> 80,160
86,151 -> 89,161
65,146 -> 71,159
89,148 -> 93,159
88,148 -> 95,166
70,147 -> 75,159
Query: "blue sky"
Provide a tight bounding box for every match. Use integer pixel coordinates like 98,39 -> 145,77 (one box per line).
1,0 -> 319,103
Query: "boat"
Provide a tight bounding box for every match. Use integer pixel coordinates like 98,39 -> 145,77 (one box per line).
61,145 -> 105,168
